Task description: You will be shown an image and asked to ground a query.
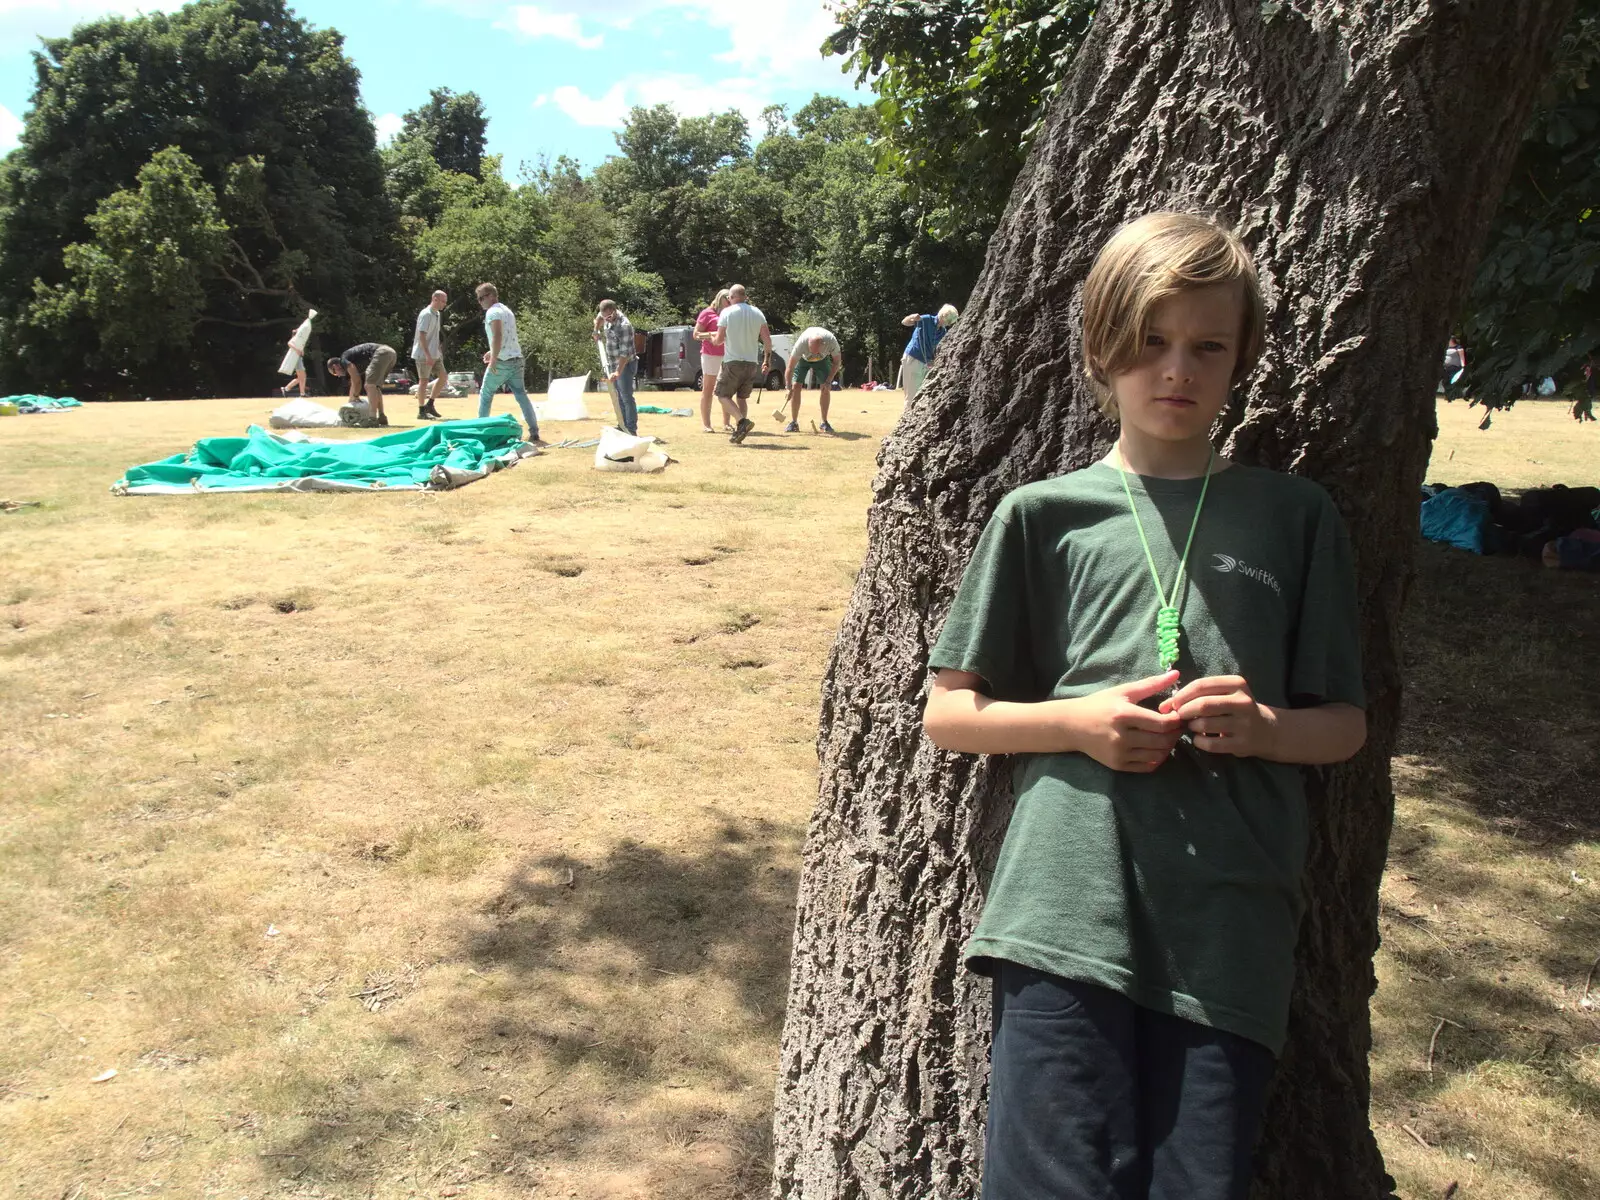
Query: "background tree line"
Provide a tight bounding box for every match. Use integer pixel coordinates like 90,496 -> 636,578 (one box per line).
0,0 -> 979,399
0,0 -> 1593,401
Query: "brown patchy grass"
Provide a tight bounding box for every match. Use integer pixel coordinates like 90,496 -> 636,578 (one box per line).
0,389 -> 893,1199
0,390 -> 1595,1198
1376,398 -> 1600,1199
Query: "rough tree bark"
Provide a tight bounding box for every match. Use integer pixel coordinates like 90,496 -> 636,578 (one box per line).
772,3 -> 1572,1197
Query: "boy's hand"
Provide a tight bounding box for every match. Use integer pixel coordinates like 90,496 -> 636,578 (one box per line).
1161,675 -> 1277,757
1065,672 -> 1183,772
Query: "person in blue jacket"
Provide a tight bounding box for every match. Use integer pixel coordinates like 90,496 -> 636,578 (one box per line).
900,303 -> 959,399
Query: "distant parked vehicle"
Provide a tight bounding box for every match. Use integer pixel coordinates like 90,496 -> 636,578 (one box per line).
639,326 -> 794,390
382,369 -> 414,394
637,326 -> 697,390
766,334 -> 795,391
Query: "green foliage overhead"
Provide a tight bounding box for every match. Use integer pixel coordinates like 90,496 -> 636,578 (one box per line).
0,0 -> 404,398
1461,1 -> 1600,401
828,0 -> 1094,236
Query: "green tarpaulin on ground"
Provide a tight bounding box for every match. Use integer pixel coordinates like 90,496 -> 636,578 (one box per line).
1,394 -> 82,413
113,416 -> 533,495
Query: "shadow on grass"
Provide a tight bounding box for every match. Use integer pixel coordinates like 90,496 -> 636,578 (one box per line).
266,817 -> 798,1197
470,819 -> 798,1022
1398,542 -> 1600,845
1371,540 -> 1600,1199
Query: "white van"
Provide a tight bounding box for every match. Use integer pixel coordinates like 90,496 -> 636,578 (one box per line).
642,327 -> 792,391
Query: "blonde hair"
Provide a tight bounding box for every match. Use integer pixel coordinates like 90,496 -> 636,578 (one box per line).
712,288 -> 731,311
475,282 -> 498,301
937,303 -> 959,326
1080,212 -> 1263,416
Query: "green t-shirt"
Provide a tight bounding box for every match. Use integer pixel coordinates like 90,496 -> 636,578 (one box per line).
929,461 -> 1364,1053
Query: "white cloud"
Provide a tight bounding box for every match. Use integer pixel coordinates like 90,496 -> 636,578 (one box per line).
500,5 -> 603,49
438,0 -> 851,90
374,112 -> 405,145
0,1 -> 187,45
0,104 -> 22,154
545,73 -> 813,135
550,84 -> 628,128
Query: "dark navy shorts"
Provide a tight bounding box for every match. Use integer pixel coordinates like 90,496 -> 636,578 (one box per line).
983,961 -> 1276,1200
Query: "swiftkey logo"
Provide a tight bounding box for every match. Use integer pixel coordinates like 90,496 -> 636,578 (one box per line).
1212,553 -> 1282,596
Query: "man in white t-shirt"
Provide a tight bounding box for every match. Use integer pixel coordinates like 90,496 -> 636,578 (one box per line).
412,290 -> 448,421
474,282 -> 543,446
784,326 -> 843,433
712,282 -> 772,444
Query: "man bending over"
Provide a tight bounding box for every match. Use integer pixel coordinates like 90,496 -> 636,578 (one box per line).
784,326 -> 842,433
327,341 -> 397,426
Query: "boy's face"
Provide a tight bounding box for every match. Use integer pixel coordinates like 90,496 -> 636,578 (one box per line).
1111,283 -> 1243,445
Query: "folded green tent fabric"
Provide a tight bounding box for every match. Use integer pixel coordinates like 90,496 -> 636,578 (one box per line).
113,416 -> 531,495
2,394 -> 82,412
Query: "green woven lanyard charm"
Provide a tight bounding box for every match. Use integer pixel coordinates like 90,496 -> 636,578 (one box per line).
1117,447 -> 1215,673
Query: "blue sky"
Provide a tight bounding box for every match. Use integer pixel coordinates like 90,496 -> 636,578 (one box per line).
0,0 -> 871,171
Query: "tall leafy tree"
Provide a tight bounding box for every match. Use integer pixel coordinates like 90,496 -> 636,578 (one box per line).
774,4 -> 1573,1197
762,97 -> 983,372
0,0 -> 405,398
593,105 -> 800,316
397,88 -> 489,179
29,147 -> 229,365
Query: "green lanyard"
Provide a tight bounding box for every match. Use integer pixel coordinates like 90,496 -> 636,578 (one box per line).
1117,446 -> 1215,672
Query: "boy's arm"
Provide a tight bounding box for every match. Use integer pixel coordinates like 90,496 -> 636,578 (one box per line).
924,668 -> 1184,773
1162,676 -> 1366,764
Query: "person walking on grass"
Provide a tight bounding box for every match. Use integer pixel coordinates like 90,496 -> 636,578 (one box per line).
694,288 -> 734,433
278,308 -> 317,398
475,283 -> 542,446
712,282 -> 772,445
327,341 -> 397,426
923,212 -> 1366,1200
412,290 -> 448,421
900,303 -> 959,400
1577,354 -> 1598,423
784,326 -> 842,433
593,299 -> 639,435
1442,335 -> 1466,402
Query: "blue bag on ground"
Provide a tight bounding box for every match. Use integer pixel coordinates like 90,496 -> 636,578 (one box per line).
1420,487 -> 1489,553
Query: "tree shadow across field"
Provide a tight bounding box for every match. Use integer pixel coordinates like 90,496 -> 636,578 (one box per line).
264,816 -> 798,1197
469,818 -> 799,1022
1397,542 -> 1600,845
1369,540 -> 1600,1198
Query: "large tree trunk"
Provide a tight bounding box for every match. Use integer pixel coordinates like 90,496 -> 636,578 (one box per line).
772,3 -> 1572,1197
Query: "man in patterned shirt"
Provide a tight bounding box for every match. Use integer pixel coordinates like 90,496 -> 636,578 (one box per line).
593,299 -> 638,435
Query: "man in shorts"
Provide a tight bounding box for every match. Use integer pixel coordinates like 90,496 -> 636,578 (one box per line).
412,290 -> 448,421
784,326 -> 843,433
327,341 -> 397,426
711,283 -> 772,444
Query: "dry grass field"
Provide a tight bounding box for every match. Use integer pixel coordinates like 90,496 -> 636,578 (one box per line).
0,390 -> 1596,1199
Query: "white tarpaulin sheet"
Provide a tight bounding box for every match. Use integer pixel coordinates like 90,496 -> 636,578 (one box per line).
537,375 -> 591,422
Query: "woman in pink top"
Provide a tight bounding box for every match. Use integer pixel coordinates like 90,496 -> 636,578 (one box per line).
694,288 -> 732,432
